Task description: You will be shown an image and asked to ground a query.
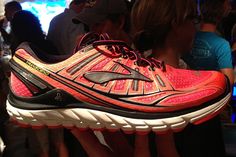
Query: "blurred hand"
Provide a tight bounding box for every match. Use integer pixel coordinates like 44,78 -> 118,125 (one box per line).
71,128 -> 152,157
71,128 -> 180,157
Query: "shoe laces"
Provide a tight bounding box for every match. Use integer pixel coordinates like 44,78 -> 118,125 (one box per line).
93,39 -> 166,72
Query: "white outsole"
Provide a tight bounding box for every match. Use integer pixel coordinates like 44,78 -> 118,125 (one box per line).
6,93 -> 231,133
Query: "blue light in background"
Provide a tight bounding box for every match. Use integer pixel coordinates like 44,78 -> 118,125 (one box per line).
21,1 -> 66,34
233,86 -> 236,98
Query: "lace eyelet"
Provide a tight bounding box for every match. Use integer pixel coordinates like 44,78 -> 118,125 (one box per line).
122,55 -> 128,59
148,66 -> 155,71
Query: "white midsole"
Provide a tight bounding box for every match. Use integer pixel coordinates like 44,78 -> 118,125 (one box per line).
6,93 -> 231,133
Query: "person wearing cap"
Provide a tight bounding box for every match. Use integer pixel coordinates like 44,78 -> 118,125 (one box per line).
70,0 -> 182,157
47,0 -> 86,55
70,1 -> 150,157
72,0 -> 132,46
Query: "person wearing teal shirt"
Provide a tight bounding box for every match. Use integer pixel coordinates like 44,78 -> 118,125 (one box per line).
179,0 -> 233,157
185,31 -> 233,71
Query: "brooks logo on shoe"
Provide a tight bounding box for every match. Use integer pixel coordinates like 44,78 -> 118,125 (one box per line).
84,62 -> 153,84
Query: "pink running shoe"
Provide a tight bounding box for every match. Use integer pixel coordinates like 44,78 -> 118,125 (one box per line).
7,33 -> 231,133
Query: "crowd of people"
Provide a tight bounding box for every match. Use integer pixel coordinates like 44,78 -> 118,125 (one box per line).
0,0 -> 235,157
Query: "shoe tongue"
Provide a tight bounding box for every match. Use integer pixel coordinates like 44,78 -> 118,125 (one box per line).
73,33 -> 110,54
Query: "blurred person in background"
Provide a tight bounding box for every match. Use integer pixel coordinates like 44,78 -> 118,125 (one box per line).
5,10 -> 68,157
47,0 -> 86,55
0,2 -> 22,156
180,0 -> 233,157
70,1 -> 134,156
71,0 -> 198,156
0,1 -> 22,46
72,0 -> 132,46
